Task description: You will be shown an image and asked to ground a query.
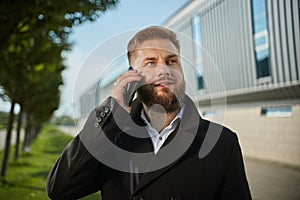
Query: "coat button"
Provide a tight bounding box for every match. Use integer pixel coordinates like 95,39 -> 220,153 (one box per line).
99,111 -> 106,118
103,106 -> 110,113
132,195 -> 143,200
96,117 -> 102,122
170,196 -> 181,200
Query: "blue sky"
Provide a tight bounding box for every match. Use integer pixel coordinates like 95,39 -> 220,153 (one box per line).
57,0 -> 190,117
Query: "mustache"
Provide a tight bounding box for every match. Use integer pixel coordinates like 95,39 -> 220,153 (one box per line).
146,76 -> 176,84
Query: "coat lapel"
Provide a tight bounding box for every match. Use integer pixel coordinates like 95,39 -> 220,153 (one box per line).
133,95 -> 201,194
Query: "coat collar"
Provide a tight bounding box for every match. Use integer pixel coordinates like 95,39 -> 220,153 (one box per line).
128,95 -> 202,194
129,95 -> 200,132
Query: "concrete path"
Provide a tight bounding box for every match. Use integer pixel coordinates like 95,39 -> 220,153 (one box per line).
245,158 -> 300,200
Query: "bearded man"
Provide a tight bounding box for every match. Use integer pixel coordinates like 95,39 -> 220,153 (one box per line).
46,26 -> 252,200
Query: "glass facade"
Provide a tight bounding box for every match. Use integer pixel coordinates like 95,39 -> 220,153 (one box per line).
252,0 -> 271,79
191,15 -> 204,90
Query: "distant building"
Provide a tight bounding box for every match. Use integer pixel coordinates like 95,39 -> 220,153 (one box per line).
80,84 -> 97,117
80,0 -> 300,167
164,0 -> 300,167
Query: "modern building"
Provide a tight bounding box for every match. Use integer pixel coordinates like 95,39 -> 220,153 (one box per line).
163,0 -> 300,167
80,0 -> 300,167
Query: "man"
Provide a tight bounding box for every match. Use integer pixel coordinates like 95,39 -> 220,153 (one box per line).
46,26 -> 252,200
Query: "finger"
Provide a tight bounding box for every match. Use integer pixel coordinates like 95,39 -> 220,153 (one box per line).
115,76 -> 142,89
118,70 -> 140,81
114,71 -> 141,87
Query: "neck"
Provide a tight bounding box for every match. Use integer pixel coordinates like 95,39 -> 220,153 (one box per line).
142,104 -> 180,133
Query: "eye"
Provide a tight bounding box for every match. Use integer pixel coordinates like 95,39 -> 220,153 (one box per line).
167,59 -> 178,65
144,62 -> 156,67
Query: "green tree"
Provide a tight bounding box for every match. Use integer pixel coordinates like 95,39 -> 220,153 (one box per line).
0,0 -> 119,177
0,32 -> 28,177
0,0 -> 118,51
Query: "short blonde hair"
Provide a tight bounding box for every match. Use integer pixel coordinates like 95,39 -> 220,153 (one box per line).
127,26 -> 180,64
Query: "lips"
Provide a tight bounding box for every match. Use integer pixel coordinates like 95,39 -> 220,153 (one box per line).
154,80 -> 174,88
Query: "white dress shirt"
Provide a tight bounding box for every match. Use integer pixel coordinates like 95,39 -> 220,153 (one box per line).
141,105 -> 185,154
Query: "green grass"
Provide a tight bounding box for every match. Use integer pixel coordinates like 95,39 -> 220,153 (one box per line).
0,125 -> 100,200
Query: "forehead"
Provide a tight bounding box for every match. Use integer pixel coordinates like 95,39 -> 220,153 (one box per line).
135,39 -> 179,57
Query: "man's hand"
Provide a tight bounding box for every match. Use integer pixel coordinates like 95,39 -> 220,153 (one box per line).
111,69 -> 142,112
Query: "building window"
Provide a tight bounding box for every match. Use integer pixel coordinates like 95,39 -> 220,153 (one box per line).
192,15 -> 204,90
251,0 -> 271,79
261,106 -> 292,117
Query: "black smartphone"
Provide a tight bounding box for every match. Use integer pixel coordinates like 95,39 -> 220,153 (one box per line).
124,66 -> 140,106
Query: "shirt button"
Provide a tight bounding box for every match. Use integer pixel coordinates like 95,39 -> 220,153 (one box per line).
159,136 -> 162,140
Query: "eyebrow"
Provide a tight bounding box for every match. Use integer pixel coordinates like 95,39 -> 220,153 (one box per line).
142,57 -> 156,62
142,54 -> 179,62
166,54 -> 179,59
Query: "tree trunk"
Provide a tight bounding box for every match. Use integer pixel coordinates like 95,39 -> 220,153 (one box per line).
28,120 -> 35,146
22,113 -> 31,153
14,106 -> 23,160
32,121 -> 41,141
0,97 -> 16,177
23,112 -> 33,153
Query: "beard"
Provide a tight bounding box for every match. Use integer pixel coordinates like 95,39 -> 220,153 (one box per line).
137,80 -> 185,113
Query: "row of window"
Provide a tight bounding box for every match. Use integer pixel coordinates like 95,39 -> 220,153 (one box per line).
203,105 -> 292,118
191,0 -> 270,90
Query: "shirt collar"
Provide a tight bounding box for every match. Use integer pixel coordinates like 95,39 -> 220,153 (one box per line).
140,105 -> 185,154
140,104 -> 185,132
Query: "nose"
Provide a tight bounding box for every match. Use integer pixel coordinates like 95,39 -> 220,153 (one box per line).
158,64 -> 171,77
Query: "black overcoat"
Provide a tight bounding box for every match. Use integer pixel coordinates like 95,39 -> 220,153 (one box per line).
46,96 -> 252,200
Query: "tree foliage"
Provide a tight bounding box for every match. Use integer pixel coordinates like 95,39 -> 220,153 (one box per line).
0,0 -> 118,50
0,0 -> 119,177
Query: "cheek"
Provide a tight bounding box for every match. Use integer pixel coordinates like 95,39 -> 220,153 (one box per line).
143,76 -> 154,83
173,71 -> 184,82
140,69 -> 156,83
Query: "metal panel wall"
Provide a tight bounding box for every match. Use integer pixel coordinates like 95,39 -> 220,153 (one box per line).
164,0 -> 300,93
279,0 -> 291,82
198,0 -> 256,93
293,0 -> 300,80
267,0 -> 278,83
268,0 -> 300,83
272,0 -> 284,82
286,0 -> 297,81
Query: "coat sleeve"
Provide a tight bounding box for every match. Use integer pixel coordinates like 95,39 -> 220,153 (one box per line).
220,133 -> 252,200
46,97 -> 120,200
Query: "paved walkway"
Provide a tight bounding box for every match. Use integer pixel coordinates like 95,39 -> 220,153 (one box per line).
244,158 -> 300,200
0,130 -> 24,150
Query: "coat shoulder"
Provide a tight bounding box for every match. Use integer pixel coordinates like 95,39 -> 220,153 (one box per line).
196,118 -> 239,158
199,118 -> 238,141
